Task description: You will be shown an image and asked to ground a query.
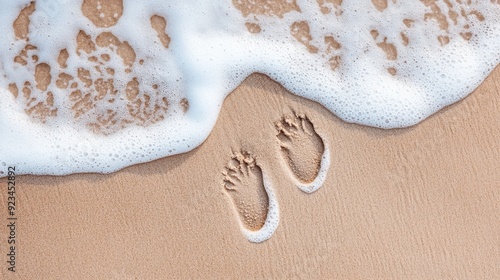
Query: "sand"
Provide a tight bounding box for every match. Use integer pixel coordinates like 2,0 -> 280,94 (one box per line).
1,70 -> 499,279
1,1 -> 500,279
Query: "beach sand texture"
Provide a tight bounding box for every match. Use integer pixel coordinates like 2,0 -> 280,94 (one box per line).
1,71 -> 500,279
1,1 -> 500,279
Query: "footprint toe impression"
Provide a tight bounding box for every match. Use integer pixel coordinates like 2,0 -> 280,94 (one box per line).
222,151 -> 279,243
275,113 -> 330,193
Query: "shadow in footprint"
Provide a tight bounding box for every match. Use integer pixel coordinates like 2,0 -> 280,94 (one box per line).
275,113 -> 330,193
222,150 -> 279,243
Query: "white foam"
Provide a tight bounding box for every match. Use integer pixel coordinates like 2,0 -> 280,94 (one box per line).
1,1 -> 499,176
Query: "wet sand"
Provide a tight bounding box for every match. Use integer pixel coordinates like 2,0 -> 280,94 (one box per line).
1,68 -> 500,278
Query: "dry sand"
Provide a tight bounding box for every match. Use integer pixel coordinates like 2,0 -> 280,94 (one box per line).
1,1 -> 500,279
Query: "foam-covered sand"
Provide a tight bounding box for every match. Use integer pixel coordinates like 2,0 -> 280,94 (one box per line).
1,1 -> 500,277
1,0 -> 500,176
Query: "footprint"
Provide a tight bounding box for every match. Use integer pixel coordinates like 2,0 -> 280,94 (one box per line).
275,113 -> 330,193
222,150 -> 279,243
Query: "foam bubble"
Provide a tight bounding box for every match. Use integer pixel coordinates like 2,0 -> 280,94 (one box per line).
0,1 -> 499,176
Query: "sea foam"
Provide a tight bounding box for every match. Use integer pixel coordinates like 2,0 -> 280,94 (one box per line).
1,0 -> 499,176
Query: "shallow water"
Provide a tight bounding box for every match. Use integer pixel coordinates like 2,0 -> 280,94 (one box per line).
1,0 -> 499,175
